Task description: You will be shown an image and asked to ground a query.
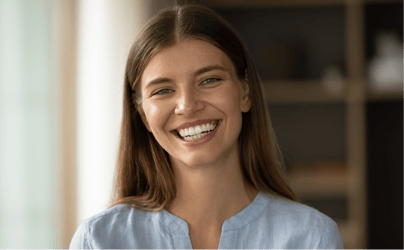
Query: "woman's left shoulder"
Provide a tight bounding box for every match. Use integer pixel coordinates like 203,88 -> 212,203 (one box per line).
260,191 -> 344,248
262,191 -> 335,225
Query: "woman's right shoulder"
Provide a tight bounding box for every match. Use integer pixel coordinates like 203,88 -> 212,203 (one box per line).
69,204 -> 157,249
86,203 -> 147,223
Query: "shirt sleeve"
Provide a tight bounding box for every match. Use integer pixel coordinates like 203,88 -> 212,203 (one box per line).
317,219 -> 344,249
69,220 -> 92,249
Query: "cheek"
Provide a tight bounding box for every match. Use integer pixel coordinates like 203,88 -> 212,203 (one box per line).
215,85 -> 241,110
149,105 -> 158,116
146,103 -> 170,131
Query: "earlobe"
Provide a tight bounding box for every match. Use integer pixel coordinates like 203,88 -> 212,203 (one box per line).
241,94 -> 251,113
241,82 -> 251,113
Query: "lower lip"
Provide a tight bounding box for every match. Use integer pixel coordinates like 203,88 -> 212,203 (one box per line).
176,120 -> 221,147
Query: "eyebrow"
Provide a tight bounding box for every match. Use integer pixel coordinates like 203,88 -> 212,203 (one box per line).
144,65 -> 227,90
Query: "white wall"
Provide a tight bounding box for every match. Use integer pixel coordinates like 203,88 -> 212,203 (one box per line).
76,0 -> 150,224
0,0 -> 58,247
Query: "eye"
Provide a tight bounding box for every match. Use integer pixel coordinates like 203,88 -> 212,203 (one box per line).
202,78 -> 221,85
152,78 -> 222,96
152,89 -> 173,96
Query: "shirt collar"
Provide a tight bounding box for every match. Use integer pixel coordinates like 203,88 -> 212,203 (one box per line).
152,189 -> 269,236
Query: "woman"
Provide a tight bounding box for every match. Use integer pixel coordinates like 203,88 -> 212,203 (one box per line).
70,3 -> 344,249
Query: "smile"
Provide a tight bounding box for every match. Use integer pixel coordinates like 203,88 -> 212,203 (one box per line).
172,120 -> 221,146
177,120 -> 219,140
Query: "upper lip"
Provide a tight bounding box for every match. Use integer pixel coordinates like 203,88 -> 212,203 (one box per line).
174,119 -> 220,132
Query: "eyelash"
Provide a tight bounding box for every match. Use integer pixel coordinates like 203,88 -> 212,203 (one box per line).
152,78 -> 221,96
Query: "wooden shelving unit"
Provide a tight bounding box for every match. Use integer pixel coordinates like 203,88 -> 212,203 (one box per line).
183,0 -> 402,248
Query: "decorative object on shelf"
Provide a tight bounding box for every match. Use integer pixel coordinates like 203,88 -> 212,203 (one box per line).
367,30 -> 403,93
321,65 -> 344,95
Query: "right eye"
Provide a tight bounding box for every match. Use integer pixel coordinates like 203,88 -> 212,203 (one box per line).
153,89 -> 173,96
151,77 -> 221,96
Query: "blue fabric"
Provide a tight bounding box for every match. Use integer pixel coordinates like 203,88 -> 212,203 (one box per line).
70,190 -> 344,249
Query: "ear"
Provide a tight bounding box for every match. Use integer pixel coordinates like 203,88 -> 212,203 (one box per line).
240,78 -> 251,113
137,106 -> 152,133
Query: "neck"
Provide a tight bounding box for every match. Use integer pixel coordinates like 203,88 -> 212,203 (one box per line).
165,149 -> 259,230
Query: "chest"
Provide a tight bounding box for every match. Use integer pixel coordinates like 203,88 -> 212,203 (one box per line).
189,230 -> 222,249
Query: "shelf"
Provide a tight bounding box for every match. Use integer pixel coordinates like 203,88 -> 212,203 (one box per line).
289,173 -> 347,198
262,80 -> 346,103
262,79 -> 402,103
287,160 -> 348,198
288,171 -> 348,198
367,84 -> 403,101
365,0 -> 402,4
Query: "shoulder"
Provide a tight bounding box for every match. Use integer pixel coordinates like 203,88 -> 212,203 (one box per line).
259,191 -> 344,248
70,204 -> 159,249
264,193 -> 336,227
84,203 -> 154,229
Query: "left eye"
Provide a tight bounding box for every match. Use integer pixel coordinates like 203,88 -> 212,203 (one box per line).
153,78 -> 221,95
202,78 -> 221,84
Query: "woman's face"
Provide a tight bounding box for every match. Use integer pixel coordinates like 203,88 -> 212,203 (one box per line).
138,39 -> 250,168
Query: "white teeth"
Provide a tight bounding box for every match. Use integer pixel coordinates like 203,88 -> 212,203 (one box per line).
179,121 -> 219,141
177,120 -> 219,140
206,124 -> 215,130
201,124 -> 207,131
188,127 -> 195,135
184,132 -> 210,141
195,125 -> 202,134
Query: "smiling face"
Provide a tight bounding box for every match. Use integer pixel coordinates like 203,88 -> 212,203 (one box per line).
137,39 -> 250,169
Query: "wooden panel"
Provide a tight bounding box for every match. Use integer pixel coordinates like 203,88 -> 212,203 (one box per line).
338,220 -> 359,249
345,0 -> 368,247
345,79 -> 368,248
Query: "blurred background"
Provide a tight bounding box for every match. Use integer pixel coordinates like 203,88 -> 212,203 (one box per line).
0,0 -> 402,248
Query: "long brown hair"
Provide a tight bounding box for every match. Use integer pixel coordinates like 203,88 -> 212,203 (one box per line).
109,3 -> 299,212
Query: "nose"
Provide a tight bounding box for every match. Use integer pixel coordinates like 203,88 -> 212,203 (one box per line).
174,86 -> 205,117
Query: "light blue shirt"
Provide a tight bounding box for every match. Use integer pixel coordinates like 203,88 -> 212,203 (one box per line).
70,190 -> 344,249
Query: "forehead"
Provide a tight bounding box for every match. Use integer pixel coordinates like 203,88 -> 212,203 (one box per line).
141,39 -> 234,85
